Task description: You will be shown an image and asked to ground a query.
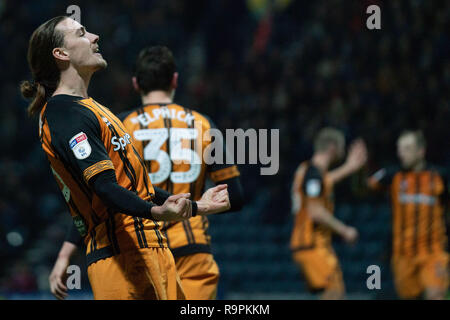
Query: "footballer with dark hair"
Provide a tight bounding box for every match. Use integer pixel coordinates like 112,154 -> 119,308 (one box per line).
121,45 -> 245,299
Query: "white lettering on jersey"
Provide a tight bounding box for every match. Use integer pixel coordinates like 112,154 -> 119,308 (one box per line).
111,133 -> 132,151
130,107 -> 195,127
398,193 -> 436,205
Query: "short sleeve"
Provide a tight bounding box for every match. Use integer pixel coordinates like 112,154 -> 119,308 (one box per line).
302,166 -> 324,198
45,97 -> 114,184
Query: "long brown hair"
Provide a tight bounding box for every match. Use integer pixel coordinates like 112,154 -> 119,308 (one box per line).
20,16 -> 67,117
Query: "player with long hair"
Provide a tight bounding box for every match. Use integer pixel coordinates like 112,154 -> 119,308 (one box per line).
21,16 -> 230,300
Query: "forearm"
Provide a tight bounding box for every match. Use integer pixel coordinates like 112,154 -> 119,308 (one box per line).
308,205 -> 348,236
90,170 -> 156,219
328,163 -> 355,185
153,187 -> 171,205
291,192 -> 301,215
196,201 -> 212,216
57,241 -> 78,260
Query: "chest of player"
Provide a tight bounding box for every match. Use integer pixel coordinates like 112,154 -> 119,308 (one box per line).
391,172 -> 443,206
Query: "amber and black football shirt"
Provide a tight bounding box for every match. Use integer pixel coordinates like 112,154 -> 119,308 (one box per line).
290,161 -> 335,251
369,165 -> 449,257
120,103 -> 240,257
39,95 -> 165,265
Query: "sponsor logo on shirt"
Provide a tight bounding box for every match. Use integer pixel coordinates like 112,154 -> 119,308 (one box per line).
398,193 -> 436,205
111,133 -> 132,151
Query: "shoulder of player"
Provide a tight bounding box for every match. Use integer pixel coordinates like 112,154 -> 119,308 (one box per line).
425,163 -> 448,178
45,95 -> 99,127
171,104 -> 215,129
389,164 -> 446,177
188,110 -> 216,130
116,108 -> 138,122
298,163 -> 324,193
302,162 -> 324,197
293,161 -> 308,176
291,161 -> 309,186
305,163 -> 323,181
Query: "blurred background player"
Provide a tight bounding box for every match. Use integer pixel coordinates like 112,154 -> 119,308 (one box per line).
49,46 -> 244,300
367,130 -> 449,300
290,128 -> 367,299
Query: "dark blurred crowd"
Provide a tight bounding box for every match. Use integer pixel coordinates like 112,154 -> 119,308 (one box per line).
0,0 -> 449,294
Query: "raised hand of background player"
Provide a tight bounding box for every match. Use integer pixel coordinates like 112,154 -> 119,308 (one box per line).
197,184 -> 231,216
344,139 -> 368,172
341,225 -> 359,245
151,193 -> 192,221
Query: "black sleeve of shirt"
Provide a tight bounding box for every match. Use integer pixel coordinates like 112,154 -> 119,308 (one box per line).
65,221 -> 84,247
201,115 -> 244,213
215,175 -> 245,213
153,186 -> 171,205
116,110 -> 134,122
89,169 -> 156,219
302,165 -> 324,198
45,96 -> 112,183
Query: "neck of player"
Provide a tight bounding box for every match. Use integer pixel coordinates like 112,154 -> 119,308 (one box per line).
141,90 -> 173,105
52,66 -> 92,99
312,152 -> 331,172
411,159 -> 426,171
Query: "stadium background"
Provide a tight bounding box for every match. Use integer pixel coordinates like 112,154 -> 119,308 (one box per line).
0,0 -> 449,299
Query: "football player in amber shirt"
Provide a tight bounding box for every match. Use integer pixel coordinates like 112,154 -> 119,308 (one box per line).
48,45 -> 244,299
21,16 -> 230,300
290,128 -> 367,299
368,131 -> 449,300
119,46 -> 244,299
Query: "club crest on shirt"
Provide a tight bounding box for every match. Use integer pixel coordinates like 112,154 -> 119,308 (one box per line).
69,132 -> 92,160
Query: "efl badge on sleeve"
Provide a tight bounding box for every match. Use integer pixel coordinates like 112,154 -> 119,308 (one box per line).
69,132 -> 92,160
306,179 -> 321,197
